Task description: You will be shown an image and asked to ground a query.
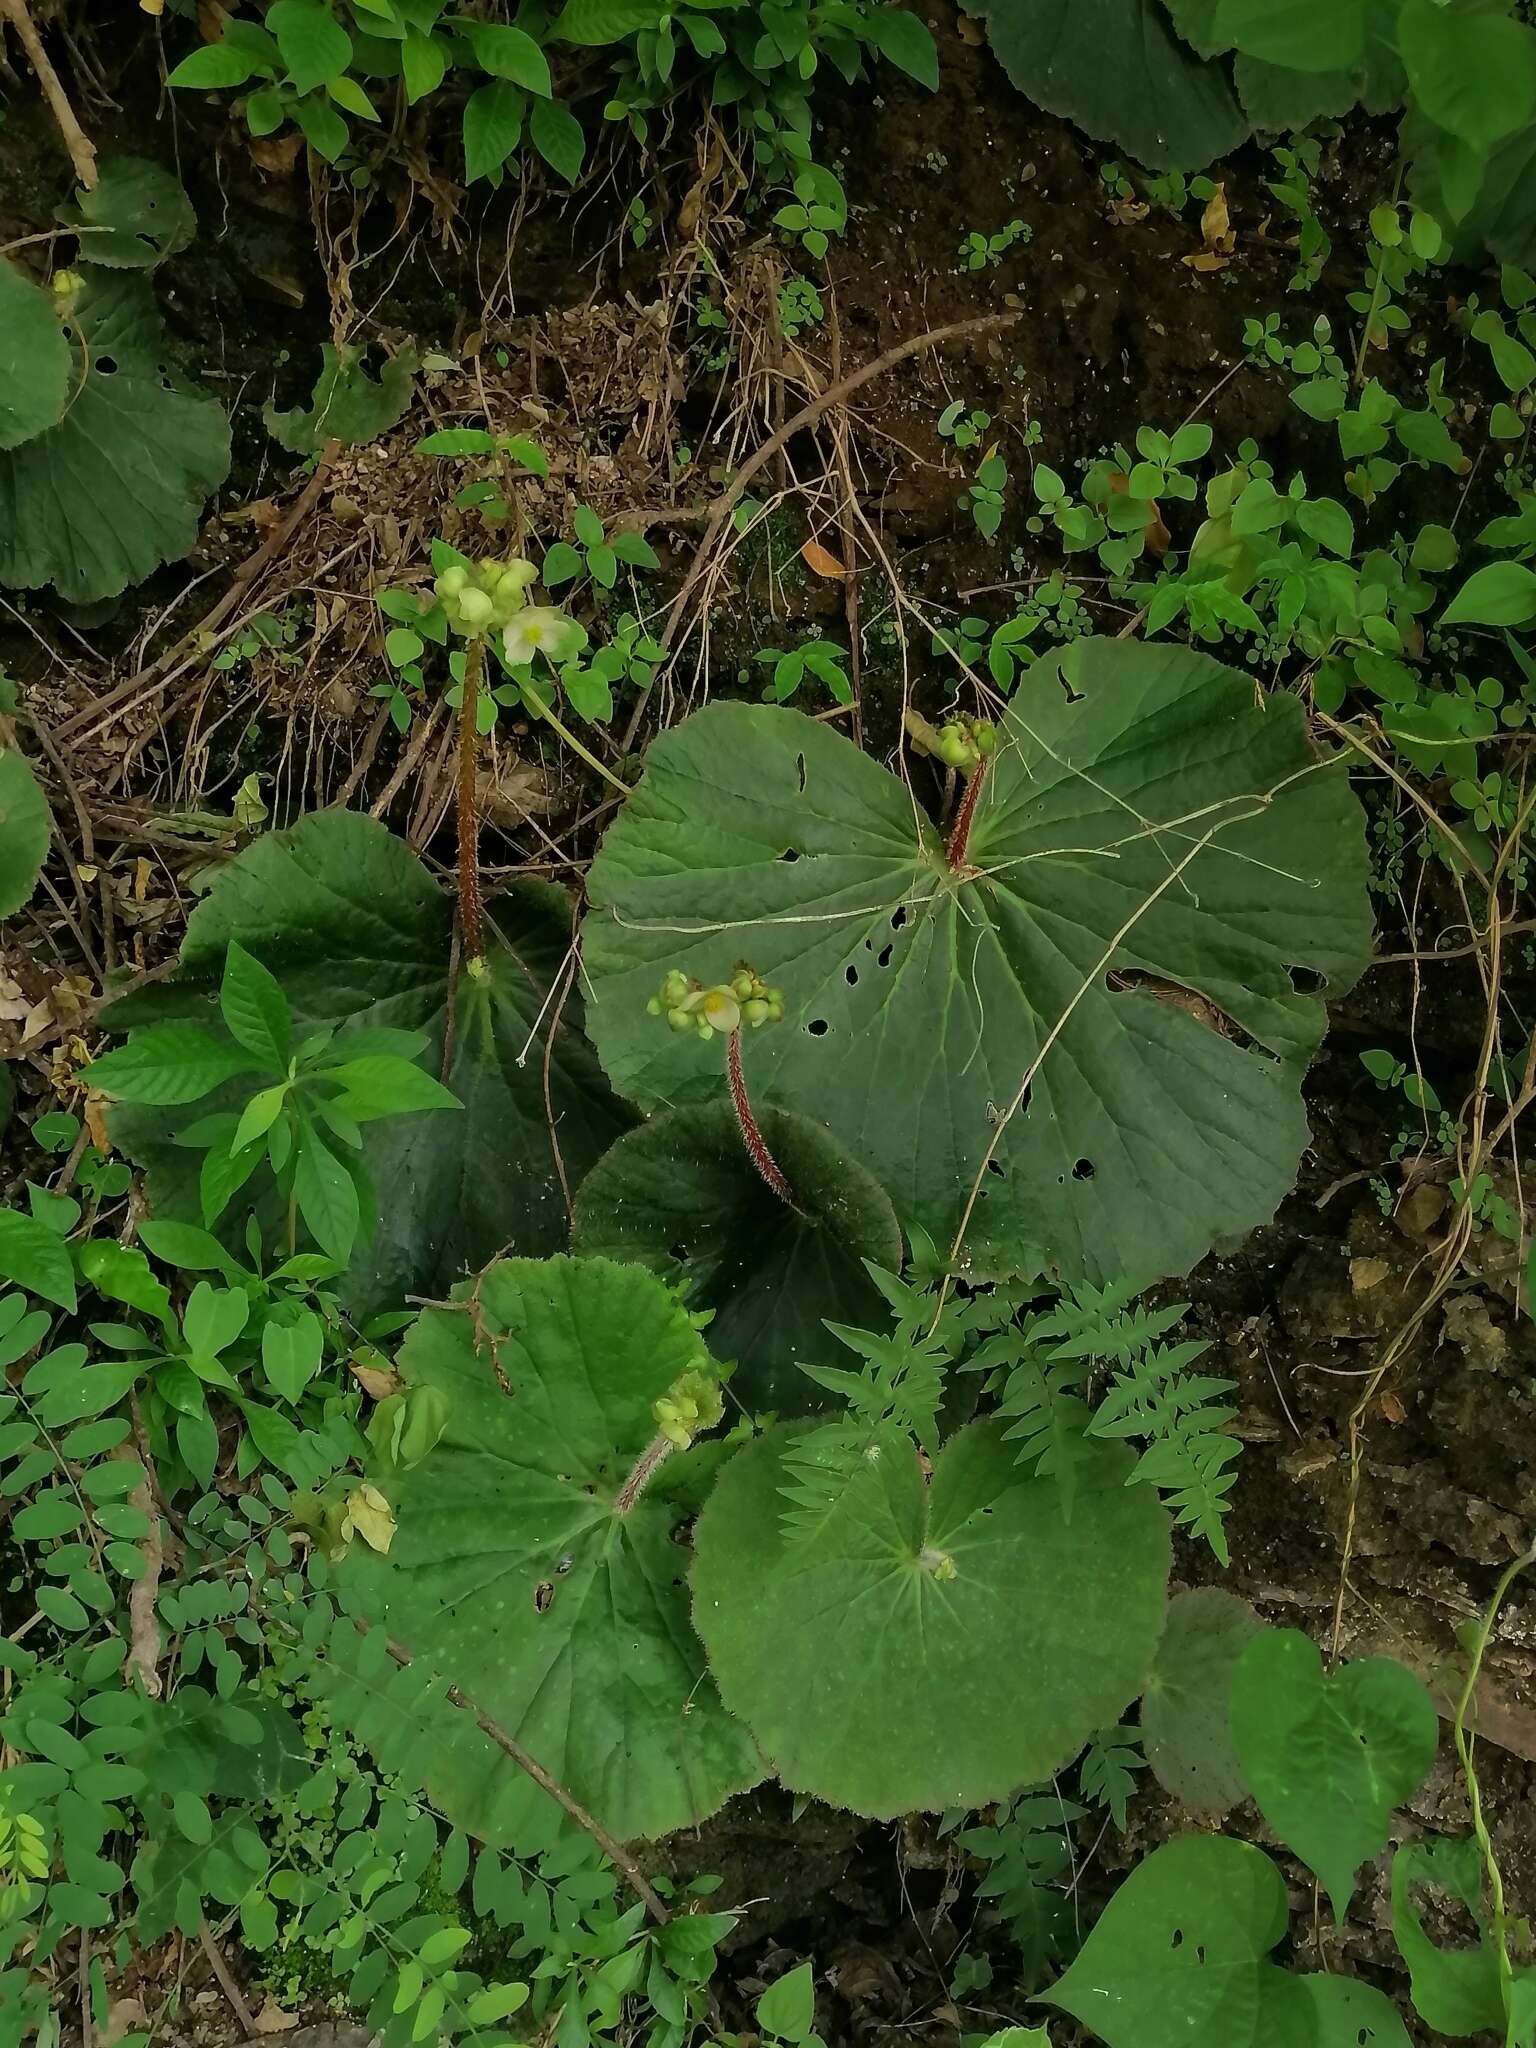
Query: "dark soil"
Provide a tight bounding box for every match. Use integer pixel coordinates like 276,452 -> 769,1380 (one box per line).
4,6 -> 1535,2045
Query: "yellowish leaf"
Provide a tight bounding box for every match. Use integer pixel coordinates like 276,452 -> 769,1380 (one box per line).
800,538 -> 848,579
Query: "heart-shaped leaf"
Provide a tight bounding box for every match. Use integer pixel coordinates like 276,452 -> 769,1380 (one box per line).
1230,1628 -> 1438,1921
339,1255 -> 764,1846
0,746 -> 51,918
0,271 -> 230,603
1041,1833 -> 1411,2047
105,810 -> 630,1314
691,1422 -> 1169,1817
572,1101 -> 902,1415
585,640 -> 1371,1289
1141,1587 -> 1262,1816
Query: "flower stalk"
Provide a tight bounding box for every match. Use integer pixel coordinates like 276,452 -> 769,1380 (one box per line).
726,1028 -> 793,1204
456,635 -> 486,968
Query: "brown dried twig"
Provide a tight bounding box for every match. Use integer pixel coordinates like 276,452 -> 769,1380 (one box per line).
0,0 -> 96,189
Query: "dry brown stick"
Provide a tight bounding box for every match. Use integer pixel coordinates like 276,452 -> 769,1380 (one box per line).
122,1467 -> 163,1699
0,0 -> 96,188
196,1918 -> 255,2034
621,309 -> 1020,750
377,1632 -> 670,1922
55,441 -> 343,746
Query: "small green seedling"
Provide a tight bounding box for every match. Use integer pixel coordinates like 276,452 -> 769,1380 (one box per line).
543,506 -> 659,592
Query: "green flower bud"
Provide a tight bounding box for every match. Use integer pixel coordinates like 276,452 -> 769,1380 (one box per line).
667,1007 -> 694,1032
646,996 -> 663,1016
435,564 -> 469,599
730,971 -> 755,1000
456,587 -> 494,630
742,997 -> 770,1027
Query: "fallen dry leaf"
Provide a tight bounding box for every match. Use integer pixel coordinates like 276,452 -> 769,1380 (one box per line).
1182,250 -> 1231,273
249,1995 -> 301,2035
247,131 -> 303,178
349,1356 -> 402,1402
800,538 -> 848,579
85,1091 -> 113,1153
1201,182 -> 1233,252
956,11 -> 984,42
1378,1390 -> 1407,1424
1350,1255 -> 1392,1294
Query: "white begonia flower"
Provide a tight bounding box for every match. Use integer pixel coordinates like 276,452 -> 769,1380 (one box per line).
502,605 -> 578,665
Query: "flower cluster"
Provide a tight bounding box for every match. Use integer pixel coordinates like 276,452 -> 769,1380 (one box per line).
647,966 -> 785,1040
932,716 -> 997,773
433,554 -> 584,668
653,1366 -> 725,1450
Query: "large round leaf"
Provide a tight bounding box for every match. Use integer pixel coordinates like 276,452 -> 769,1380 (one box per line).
107,810 -> 630,1314
691,1422 -> 1169,1817
584,640 -> 1371,1289
0,747 -> 51,918
340,1255 -> 764,1845
0,271 -> 230,602
0,260 -> 69,450
572,1101 -> 902,1415
968,0 -> 1249,171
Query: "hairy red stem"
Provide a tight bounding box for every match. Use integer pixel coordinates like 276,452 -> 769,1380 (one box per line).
456,637 -> 486,963
727,1030 -> 793,1204
946,757 -> 988,871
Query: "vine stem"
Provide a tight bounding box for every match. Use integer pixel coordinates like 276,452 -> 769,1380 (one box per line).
726,1030 -> 793,1203
945,758 -> 988,870
1453,1536 -> 1536,2047
456,637 -> 487,966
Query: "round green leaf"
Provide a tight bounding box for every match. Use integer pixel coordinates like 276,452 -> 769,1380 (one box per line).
105,810 -> 631,1315
585,641 -> 1371,1290
572,1101 -> 902,1415
340,1256 -> 764,1845
1141,1586 -> 1261,1816
1230,1628 -> 1439,1923
691,1422 -> 1169,1817
1042,1834 -> 1411,2048
0,746 -> 51,918
60,157 -> 196,269
0,271 -> 230,603
970,0 -> 1249,172
0,259 -> 69,450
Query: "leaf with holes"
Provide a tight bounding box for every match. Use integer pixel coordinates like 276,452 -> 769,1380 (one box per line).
1041,1834 -> 1411,2048
967,0 -> 1249,172
103,810 -> 630,1316
60,156 -> 196,269
572,1102 -> 902,1415
1142,1587 -> 1261,1816
691,1424 -> 1169,1817
584,639 -> 1371,1290
338,1255 -> 764,1845
0,271 -> 230,603
0,260 -> 69,450
0,746 -> 50,919
263,342 -> 419,453
1230,1628 -> 1438,1922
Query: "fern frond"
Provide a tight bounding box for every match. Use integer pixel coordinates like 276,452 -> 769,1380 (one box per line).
959,1792 -> 1085,1984
1078,1724 -> 1145,1830
995,1355 -> 1093,1521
